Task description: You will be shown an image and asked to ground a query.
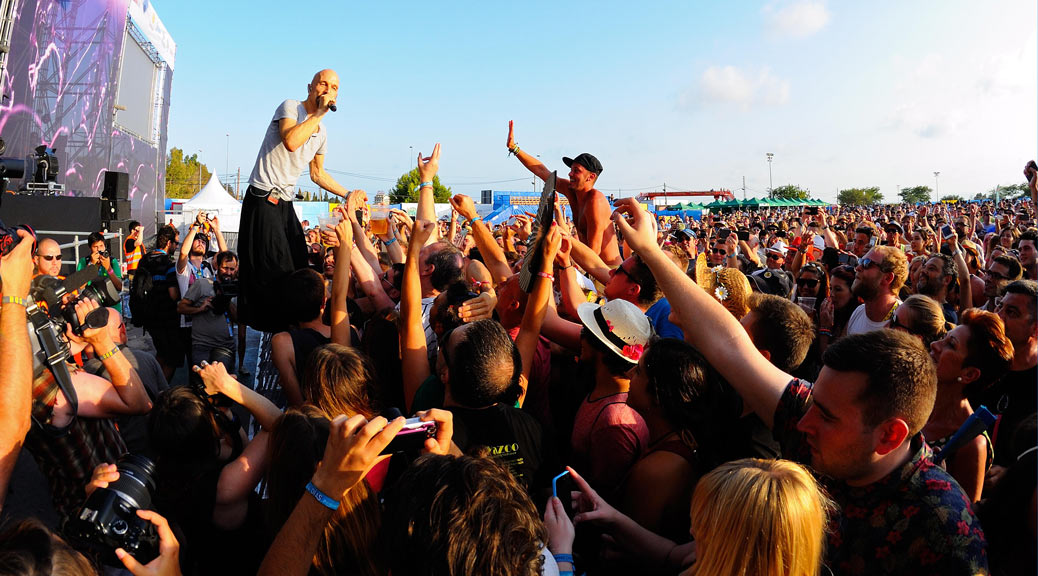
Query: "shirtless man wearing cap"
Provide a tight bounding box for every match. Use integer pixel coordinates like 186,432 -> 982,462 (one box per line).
506,121 -> 621,266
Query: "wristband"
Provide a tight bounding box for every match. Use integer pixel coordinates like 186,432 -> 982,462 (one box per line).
98,346 -> 121,361
553,553 -> 574,564
305,481 -> 340,511
384,237 -> 398,245
818,328 -> 833,337
537,271 -> 554,281
508,144 -> 520,156
1,296 -> 29,307
467,216 -> 482,226
419,181 -> 433,189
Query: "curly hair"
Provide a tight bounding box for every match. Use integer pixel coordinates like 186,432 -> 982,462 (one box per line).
381,454 -> 545,576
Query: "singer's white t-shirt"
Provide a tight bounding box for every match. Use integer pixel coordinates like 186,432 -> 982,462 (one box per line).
248,99 -> 327,201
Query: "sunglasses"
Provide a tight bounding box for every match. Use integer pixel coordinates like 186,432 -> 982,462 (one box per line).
613,265 -> 635,280
984,269 -> 1008,282
796,278 -> 819,288
37,254 -> 61,261
711,248 -> 727,256
888,313 -> 905,330
855,258 -> 880,271
766,252 -> 783,261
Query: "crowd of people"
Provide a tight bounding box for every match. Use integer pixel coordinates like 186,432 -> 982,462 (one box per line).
1,85 -> 1036,574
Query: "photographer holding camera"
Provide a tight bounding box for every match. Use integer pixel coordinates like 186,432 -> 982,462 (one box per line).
76,231 -> 123,312
22,297 -> 152,522
178,250 -> 240,373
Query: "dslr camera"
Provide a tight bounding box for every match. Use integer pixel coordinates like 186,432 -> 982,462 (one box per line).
66,454 -> 160,565
30,272 -> 120,337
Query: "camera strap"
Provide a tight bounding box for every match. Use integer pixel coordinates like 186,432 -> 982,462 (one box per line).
26,303 -> 79,428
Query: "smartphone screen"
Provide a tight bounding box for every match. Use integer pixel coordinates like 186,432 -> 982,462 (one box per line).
718,228 -> 732,241
941,225 -> 953,239
737,230 -> 750,242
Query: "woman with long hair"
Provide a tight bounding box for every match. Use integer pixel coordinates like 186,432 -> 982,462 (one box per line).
924,309 -> 1014,502
545,459 -> 833,576
621,338 -> 730,542
817,265 -> 860,353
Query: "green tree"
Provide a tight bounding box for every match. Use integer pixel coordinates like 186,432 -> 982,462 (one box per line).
837,187 -> 883,206
941,194 -> 965,203
973,183 -> 1029,201
769,184 -> 810,201
899,185 -> 931,204
165,147 -> 211,199
390,168 -> 451,203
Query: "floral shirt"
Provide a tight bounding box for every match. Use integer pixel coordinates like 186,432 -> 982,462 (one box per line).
774,379 -> 988,576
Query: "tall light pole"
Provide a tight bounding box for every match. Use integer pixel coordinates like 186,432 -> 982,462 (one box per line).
766,152 -> 774,197
410,146 -> 413,171
197,149 -> 203,192
933,171 -> 940,199
225,133 -> 229,178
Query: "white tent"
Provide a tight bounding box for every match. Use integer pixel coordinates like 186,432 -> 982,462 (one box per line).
180,175 -> 242,232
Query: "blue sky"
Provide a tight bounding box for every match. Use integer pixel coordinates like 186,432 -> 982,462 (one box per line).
158,0 -> 1036,203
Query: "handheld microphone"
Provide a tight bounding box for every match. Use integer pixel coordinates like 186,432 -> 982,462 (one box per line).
328,102 -> 337,112
933,405 -> 997,464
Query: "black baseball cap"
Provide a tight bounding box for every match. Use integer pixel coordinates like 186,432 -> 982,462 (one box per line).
562,153 -> 603,176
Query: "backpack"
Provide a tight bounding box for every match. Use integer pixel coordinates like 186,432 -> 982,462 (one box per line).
129,251 -> 174,327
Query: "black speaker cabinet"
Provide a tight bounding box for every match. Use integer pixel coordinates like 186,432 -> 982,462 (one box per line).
103,171 -> 129,202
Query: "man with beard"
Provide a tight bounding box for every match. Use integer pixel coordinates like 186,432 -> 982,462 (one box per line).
914,253 -> 958,323
178,251 -> 241,372
846,244 -> 907,335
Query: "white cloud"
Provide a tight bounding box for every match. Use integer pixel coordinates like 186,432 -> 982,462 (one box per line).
691,65 -> 790,108
763,1 -> 831,38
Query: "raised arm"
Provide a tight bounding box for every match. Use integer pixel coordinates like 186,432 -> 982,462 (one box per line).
612,199 -> 791,428
400,220 -> 437,412
177,222 -> 198,274
258,414 -> 403,576
0,231 -> 34,512
515,225 -> 562,407
72,301 -> 152,418
330,217 -> 353,347
568,235 -> 612,285
506,121 -> 569,194
947,230 -> 973,312
450,194 -> 512,285
415,144 -> 441,245
210,216 -> 228,253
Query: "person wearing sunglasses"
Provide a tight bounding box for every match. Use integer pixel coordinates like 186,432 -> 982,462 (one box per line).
33,237 -> 63,278
981,255 -> 1022,312
847,245 -> 908,335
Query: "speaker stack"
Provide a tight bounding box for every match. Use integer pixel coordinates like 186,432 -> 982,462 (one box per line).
101,170 -> 131,233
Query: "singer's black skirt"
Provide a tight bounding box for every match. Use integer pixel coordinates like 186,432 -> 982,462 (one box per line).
238,185 -> 308,333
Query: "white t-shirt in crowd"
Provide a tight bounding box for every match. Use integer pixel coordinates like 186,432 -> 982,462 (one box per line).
845,300 -> 901,335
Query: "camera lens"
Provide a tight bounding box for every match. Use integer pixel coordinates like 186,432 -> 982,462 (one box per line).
107,454 -> 157,510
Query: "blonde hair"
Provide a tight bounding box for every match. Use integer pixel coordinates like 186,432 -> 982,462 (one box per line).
897,295 -> 948,348
872,244 -> 909,293
684,458 -> 833,576
695,254 -> 752,319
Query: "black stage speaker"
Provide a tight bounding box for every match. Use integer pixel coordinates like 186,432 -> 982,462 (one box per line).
100,199 -> 131,221
103,171 -> 129,202
481,189 -> 492,204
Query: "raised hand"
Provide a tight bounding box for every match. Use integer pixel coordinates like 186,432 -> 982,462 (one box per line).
85,462 -> 119,497
507,120 -> 516,150
410,219 -> 437,247
192,360 -> 238,400
334,216 -> 353,249
417,143 -> 441,183
458,291 -> 496,322
310,414 -> 404,497
819,297 -> 834,330
611,198 -> 659,256
0,229 -> 35,298
568,466 -> 620,528
544,496 -> 575,555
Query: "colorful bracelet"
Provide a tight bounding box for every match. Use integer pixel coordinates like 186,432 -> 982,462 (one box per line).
98,346 -> 121,361
818,328 -> 833,337
384,237 -> 398,245
537,272 -> 554,281
305,481 -> 340,511
468,217 -> 482,225
1,296 -> 29,307
419,181 -> 433,189
508,144 -> 520,156
553,553 -> 574,564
